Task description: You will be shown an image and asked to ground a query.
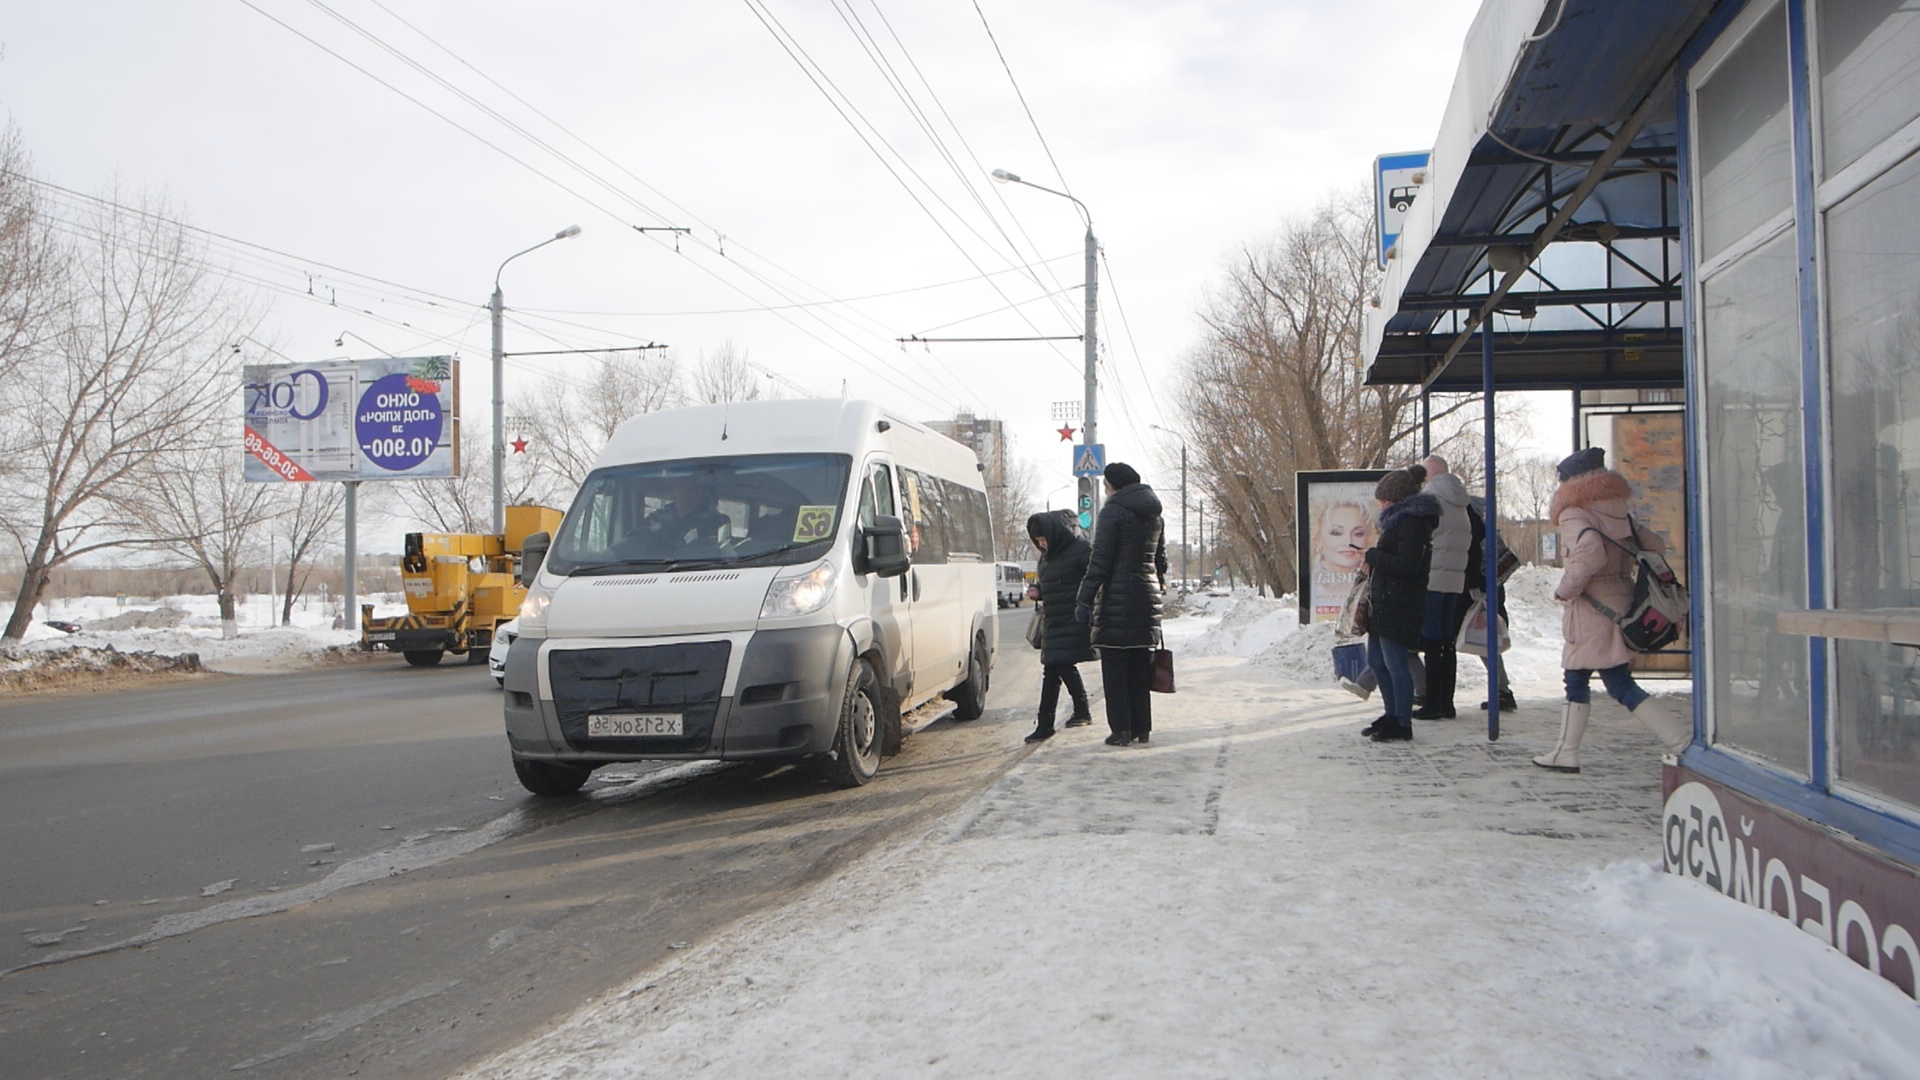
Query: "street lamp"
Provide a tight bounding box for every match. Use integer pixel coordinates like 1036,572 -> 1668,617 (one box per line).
1150,424 -> 1189,589
992,167 -> 1099,519
491,224 -> 581,533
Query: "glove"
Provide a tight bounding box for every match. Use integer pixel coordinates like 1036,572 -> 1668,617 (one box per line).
1075,603 -> 1093,625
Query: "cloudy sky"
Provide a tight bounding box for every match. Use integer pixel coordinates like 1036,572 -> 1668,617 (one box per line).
1,0 -> 1495,504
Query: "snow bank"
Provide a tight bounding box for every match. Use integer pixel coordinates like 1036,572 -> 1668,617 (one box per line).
0,592 -> 405,682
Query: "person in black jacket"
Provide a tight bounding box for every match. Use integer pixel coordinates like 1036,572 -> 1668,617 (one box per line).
1362,468 -> 1439,743
1023,510 -> 1096,743
1074,462 -> 1168,747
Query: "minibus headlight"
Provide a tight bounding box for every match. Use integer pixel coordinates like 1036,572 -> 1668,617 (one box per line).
517,578 -> 555,633
761,560 -> 838,619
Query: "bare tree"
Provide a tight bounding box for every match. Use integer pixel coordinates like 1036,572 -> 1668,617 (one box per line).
988,453 -> 1042,562
137,441 -> 277,637
523,350 -> 682,493
269,481 -> 346,625
1174,186 -> 1511,596
0,186 -> 257,640
688,338 -> 762,405
0,124 -> 59,396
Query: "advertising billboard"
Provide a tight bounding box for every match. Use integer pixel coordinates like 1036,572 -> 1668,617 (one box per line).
243,357 -> 458,482
1295,469 -> 1391,625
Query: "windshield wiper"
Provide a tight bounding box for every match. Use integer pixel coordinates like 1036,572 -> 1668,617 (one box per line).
564,559 -> 672,576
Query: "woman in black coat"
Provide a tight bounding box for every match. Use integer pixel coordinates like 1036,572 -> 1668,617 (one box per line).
1023,510 -> 1096,742
1074,462 -> 1168,747
1362,468 -> 1438,743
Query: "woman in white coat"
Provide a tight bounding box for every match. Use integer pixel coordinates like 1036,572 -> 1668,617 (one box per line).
1533,447 -> 1692,773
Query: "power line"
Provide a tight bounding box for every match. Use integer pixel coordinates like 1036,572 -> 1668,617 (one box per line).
743,0 -> 1082,379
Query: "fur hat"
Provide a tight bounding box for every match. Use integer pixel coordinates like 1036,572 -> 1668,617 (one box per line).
1103,461 -> 1141,489
1373,468 -> 1422,505
1557,446 -> 1606,482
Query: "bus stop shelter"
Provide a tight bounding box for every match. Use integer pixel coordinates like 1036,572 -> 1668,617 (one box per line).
1364,0 -> 1920,1000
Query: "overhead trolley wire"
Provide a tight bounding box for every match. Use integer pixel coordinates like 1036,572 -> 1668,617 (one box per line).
743,0 -> 1083,380
353,0 -> 990,412
832,0 -> 1084,334
237,3 -> 968,416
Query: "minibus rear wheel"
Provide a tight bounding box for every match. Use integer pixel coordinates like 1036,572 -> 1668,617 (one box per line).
823,659 -> 882,787
947,635 -> 989,721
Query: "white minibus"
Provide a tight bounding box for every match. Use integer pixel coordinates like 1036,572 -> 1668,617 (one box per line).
502,399 -> 998,792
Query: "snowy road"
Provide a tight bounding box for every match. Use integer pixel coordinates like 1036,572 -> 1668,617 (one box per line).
0,610 -> 1040,1079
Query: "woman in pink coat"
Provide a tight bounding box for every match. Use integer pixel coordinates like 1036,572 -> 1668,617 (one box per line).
1533,447 -> 1691,773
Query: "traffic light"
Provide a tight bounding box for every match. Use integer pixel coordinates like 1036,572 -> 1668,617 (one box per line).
1076,476 -> 1096,531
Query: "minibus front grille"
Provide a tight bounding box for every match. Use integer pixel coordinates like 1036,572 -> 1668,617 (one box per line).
548,641 -> 732,753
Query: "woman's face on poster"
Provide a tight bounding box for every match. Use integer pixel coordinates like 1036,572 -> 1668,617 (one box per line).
1319,505 -> 1370,571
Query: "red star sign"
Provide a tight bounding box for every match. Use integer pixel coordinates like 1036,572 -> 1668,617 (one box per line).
1056,424 -> 1077,442
510,436 -> 529,454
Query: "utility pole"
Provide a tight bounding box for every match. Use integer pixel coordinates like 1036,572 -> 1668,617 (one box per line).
992,167 -> 1101,525
1082,221 -> 1099,522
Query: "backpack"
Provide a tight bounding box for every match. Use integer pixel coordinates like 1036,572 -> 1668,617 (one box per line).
1579,517 -> 1688,652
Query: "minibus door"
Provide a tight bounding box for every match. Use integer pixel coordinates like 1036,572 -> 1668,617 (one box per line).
858,460 -> 914,695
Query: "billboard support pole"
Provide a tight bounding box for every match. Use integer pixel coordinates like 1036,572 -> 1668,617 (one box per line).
344,481 -> 358,632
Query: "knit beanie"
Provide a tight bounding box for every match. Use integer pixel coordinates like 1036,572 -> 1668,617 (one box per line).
1103,461 -> 1141,489
1373,468 -> 1421,504
1557,446 -> 1606,482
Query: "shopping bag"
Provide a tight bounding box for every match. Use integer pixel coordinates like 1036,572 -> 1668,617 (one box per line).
1331,641 -> 1368,682
1455,594 -> 1510,656
1335,572 -> 1370,638
1024,604 -> 1045,650
1149,648 -> 1175,693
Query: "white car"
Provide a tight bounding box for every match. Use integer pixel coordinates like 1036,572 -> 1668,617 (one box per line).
488,617 -> 520,686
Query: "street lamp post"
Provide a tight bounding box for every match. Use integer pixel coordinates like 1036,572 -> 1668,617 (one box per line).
491,224 -> 582,533
992,168 -> 1098,519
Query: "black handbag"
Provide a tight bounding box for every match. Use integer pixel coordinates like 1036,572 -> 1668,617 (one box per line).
1149,648 -> 1175,693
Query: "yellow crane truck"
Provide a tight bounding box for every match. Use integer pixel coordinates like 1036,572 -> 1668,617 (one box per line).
361,504 -> 564,667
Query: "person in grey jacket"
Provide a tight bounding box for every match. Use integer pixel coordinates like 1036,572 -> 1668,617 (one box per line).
1023,510 -> 1095,742
1415,455 -> 1472,719
1074,462 -> 1168,747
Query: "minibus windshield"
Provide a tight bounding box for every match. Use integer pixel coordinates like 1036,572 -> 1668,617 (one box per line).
545,453 -> 853,575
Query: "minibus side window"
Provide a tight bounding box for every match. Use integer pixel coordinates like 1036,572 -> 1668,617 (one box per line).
900,468 -> 948,564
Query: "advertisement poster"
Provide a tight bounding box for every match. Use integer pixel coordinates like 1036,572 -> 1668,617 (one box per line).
243,357 -> 458,483
1611,410 -> 1690,673
1295,470 -> 1390,625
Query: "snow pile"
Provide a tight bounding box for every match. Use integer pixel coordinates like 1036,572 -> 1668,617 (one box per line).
0,643 -> 204,690
0,592 -> 401,681
1249,616 -> 1342,683
1183,593 -> 1298,659
89,606 -> 191,630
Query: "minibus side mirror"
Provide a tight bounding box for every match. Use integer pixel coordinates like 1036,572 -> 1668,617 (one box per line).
863,515 -> 911,578
519,531 -> 551,585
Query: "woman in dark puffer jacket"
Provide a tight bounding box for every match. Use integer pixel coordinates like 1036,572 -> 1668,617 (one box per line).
1023,509 -> 1096,742
1074,462 -> 1168,748
1363,468 -> 1439,743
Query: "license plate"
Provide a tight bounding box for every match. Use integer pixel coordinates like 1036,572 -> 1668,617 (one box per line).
587,713 -> 683,737
367,632 -> 396,641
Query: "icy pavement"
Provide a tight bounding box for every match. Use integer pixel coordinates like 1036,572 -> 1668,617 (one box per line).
455,588 -> 1920,1080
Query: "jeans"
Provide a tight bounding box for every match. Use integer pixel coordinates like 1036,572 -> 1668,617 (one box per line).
1564,664 -> 1648,710
1099,648 -> 1154,737
1367,633 -> 1416,726
1037,662 -> 1089,729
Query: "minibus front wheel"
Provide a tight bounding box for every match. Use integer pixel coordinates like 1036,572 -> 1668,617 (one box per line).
822,658 -> 882,788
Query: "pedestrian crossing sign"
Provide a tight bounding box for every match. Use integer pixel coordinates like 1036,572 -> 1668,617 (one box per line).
1071,443 -> 1106,477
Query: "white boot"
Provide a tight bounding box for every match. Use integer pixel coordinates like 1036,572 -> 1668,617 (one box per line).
1533,701 -> 1589,773
1631,695 -> 1692,754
